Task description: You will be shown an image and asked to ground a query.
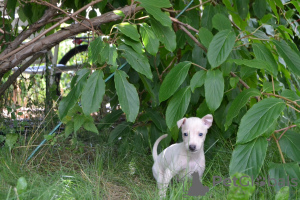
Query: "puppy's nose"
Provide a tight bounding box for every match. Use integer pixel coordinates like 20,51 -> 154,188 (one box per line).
189,145 -> 196,151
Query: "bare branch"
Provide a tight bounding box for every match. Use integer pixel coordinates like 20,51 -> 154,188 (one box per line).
0,0 -> 103,62
0,53 -> 43,96
0,4 -> 144,74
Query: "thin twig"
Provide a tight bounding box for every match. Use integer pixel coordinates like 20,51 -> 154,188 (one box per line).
272,134 -> 286,163
179,25 -> 207,52
170,17 -> 199,33
263,92 -> 300,109
192,63 -> 207,71
0,0 -> 103,61
278,125 -> 296,140
159,57 -> 177,80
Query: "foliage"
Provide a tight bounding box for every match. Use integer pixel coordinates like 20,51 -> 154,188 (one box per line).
1,0 -> 300,198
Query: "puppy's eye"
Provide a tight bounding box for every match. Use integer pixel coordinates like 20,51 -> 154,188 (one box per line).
199,133 -> 203,136
184,133 -> 188,136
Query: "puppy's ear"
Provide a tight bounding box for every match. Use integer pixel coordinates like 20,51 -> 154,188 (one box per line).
202,114 -> 213,129
177,118 -> 186,128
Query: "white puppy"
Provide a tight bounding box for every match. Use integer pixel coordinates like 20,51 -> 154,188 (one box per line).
152,115 -> 213,198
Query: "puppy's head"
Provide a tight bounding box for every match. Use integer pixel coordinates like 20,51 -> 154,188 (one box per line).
177,115 -> 213,153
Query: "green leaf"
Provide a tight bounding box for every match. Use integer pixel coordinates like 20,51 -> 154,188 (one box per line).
253,43 -> 278,76
81,70 -> 105,115
98,109 -> 123,130
5,134 -> 18,150
159,61 -> 191,102
146,109 -> 167,132
212,14 -> 232,31
198,28 -> 213,49
207,29 -> 236,68
204,69 -> 224,112
137,0 -> 172,27
229,137 -> 268,179
166,87 -> 191,129
16,177 -> 28,193
7,0 -> 17,18
108,122 -> 132,143
88,37 -> 104,63
115,70 -> 140,122
74,114 -> 86,133
190,70 -> 206,92
113,10 -> 125,17
83,120 -> 99,134
116,22 -> 140,42
236,98 -> 286,144
281,89 -> 300,104
268,162 -> 300,192
140,23 -> 159,56
140,74 -> 158,106
275,186 -> 289,200
151,19 -> 176,52
58,74 -> 88,120
253,0 -> 266,19
120,36 -> 144,54
119,45 -> 152,80
279,131 -> 300,162
273,40 -> 300,77
107,44 -> 118,66
230,59 -> 276,75
225,88 -> 261,130
236,0 -> 249,19
136,0 -> 171,8
201,4 -> 215,30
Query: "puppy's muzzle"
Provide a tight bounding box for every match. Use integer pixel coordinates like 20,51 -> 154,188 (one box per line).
189,144 -> 197,152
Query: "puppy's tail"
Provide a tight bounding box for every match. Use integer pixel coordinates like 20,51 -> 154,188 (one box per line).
152,134 -> 168,161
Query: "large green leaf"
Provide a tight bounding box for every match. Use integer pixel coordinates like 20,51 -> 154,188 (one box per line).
225,88 -> 261,130
198,27 -> 213,48
204,69 -> 224,112
230,59 -> 276,76
190,70 -> 206,92
236,0 -> 249,19
140,23 -> 159,55
207,29 -> 236,68
7,0 -> 18,18
115,70 -> 139,122
253,43 -> 278,76
137,0 -> 172,27
212,13 -> 232,31
253,0 -> 266,18
268,162 -> 300,192
151,19 -> 176,52
119,45 -> 152,80
229,136 -> 268,179
273,40 -> 300,77
58,73 -> 88,120
166,87 -> 191,129
116,22 -> 140,42
108,122 -> 132,143
146,109 -> 167,132
279,131 -> 300,162
236,98 -> 286,144
159,61 -> 191,102
120,36 -> 144,54
88,37 -> 104,64
201,4 -> 215,30
281,89 -> 300,104
81,70 -> 105,116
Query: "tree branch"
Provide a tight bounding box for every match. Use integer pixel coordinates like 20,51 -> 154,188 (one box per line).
0,52 -> 43,96
0,0 -> 103,62
0,4 -> 144,74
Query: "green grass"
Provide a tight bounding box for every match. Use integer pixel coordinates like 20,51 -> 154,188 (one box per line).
0,126 -> 297,200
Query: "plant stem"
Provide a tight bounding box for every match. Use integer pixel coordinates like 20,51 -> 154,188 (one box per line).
272,134 -> 286,164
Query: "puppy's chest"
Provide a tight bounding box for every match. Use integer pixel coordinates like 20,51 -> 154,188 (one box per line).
178,157 -> 201,172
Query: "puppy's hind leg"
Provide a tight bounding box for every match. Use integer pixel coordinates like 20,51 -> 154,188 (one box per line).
157,169 -> 173,198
